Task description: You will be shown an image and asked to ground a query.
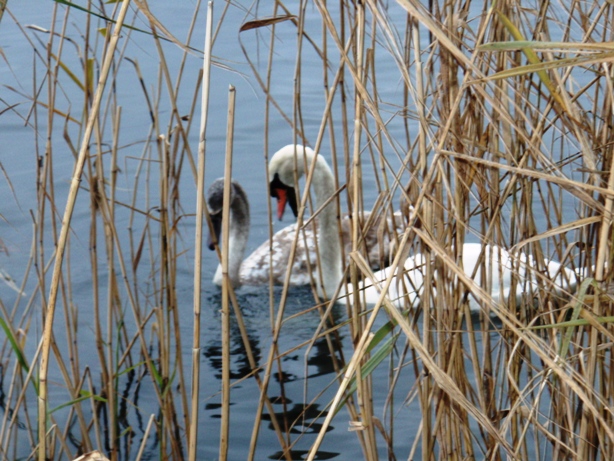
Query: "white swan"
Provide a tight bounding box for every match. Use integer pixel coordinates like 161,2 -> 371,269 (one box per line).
207,169 -> 401,288
338,242 -> 582,310
268,144 -> 343,299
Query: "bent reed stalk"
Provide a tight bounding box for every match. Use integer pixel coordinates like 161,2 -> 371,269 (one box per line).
1,0 -> 614,460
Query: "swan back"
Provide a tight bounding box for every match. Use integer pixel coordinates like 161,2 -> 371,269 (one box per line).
341,243 -> 581,310
206,178 -> 250,286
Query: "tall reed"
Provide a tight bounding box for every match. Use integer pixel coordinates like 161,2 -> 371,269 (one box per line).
1,0 -> 614,460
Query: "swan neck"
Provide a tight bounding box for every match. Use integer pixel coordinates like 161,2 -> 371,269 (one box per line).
311,156 -> 342,299
214,186 -> 250,286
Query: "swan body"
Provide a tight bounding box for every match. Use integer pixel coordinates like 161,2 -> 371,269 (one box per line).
240,213 -> 402,286
338,243 -> 581,310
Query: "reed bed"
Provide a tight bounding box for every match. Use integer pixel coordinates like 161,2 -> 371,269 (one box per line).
0,0 -> 613,460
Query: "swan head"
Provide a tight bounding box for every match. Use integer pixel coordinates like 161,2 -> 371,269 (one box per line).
268,145 -> 315,220
270,173 -> 298,220
206,178 -> 249,251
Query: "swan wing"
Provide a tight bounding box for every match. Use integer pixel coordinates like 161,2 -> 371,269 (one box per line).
240,223 -> 319,286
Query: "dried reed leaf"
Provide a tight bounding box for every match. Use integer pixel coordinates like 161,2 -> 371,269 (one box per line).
512,216 -> 601,251
481,51 -> 614,82
0,160 -> 21,212
4,85 -> 80,123
442,150 -> 605,207
479,40 -> 614,52
239,14 -> 297,32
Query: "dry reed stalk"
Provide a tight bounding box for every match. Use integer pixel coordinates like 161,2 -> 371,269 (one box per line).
107,105 -> 122,461
134,414 -> 156,461
157,134 -> 171,458
149,3 -> 196,436
145,16 -> 196,186
263,2 -> 282,327
2,0 -> 614,458
202,200 -> 295,457
60,2 -> 184,456
189,44 -> 303,461
218,85 -> 237,460
246,2 -> 401,457
84,72 -> 123,461
125,7 -> 205,453
189,3 -> 213,460
0,0 -> 6,25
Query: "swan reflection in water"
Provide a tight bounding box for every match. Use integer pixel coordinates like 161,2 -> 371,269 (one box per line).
203,285 -> 345,380
202,285 -> 346,449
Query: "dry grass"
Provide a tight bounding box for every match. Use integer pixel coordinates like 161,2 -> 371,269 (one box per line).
1,0 -> 614,460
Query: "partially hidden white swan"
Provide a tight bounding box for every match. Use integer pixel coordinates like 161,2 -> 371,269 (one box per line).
337,242 -> 583,310
207,160 -> 401,288
265,145 -> 585,310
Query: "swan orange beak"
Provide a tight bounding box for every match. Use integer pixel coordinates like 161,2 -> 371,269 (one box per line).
274,188 -> 288,220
